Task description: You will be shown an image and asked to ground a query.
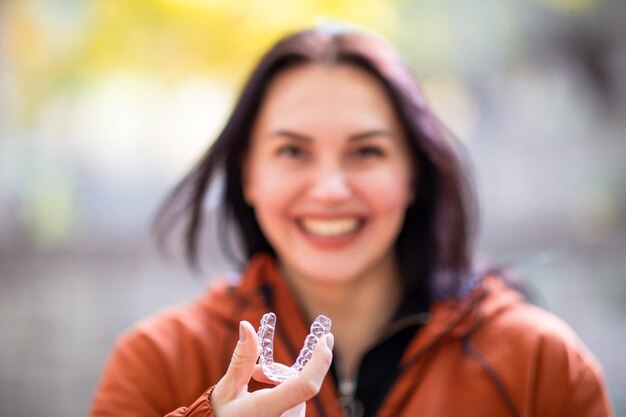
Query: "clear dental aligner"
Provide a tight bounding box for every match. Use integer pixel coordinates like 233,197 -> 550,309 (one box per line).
256,312 -> 332,382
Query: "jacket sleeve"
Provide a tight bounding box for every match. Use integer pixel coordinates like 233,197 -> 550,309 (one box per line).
531,322 -> 614,417
164,388 -> 216,417
556,359 -> 614,417
89,325 -> 218,417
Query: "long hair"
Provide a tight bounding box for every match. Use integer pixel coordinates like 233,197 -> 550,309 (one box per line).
154,27 -> 478,303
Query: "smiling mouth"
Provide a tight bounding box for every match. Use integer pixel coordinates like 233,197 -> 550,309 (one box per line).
299,217 -> 363,237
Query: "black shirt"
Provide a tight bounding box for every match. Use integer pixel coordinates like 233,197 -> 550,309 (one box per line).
329,298 -> 430,417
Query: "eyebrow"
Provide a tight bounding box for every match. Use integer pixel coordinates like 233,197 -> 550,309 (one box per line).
349,130 -> 396,141
268,130 -> 312,142
268,129 -> 396,142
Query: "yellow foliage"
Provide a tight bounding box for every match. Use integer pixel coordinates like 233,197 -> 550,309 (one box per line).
3,0 -> 399,122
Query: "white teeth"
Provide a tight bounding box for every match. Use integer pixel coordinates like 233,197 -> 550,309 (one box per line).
300,218 -> 361,237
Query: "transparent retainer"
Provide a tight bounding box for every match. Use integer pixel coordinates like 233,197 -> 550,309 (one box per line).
256,312 -> 332,382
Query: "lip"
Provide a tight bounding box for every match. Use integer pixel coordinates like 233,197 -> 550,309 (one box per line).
295,216 -> 366,249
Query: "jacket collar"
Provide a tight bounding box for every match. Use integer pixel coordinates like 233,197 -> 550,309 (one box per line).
199,254 -> 524,417
202,253 -> 524,356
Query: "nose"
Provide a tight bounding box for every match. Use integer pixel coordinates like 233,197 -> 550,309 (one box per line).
308,166 -> 352,204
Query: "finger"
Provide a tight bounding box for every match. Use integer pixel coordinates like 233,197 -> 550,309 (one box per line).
213,321 -> 260,403
291,333 -> 334,394
252,364 -> 282,385
281,402 -> 306,417
255,333 -> 334,414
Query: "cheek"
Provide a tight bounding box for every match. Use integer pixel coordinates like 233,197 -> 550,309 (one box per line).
246,169 -> 301,215
360,168 -> 414,213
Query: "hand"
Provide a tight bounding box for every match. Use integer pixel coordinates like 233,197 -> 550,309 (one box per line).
211,321 -> 334,417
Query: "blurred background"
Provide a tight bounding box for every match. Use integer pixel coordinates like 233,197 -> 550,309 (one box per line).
0,0 -> 625,416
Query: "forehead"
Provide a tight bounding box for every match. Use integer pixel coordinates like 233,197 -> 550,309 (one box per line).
264,63 -> 386,103
253,63 -> 401,132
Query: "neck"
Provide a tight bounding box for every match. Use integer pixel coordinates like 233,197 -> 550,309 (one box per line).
279,253 -> 403,380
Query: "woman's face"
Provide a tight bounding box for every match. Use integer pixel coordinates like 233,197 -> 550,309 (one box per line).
243,63 -> 414,285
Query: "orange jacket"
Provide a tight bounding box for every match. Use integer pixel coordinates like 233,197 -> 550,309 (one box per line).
90,254 -> 613,417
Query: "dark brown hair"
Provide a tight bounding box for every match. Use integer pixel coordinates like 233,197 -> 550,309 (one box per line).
154,27 -> 478,303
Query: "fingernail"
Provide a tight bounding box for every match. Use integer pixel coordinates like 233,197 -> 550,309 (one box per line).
325,333 -> 334,350
239,322 -> 247,343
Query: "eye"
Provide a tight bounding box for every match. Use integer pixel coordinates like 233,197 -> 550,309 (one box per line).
353,145 -> 385,158
276,144 -> 307,159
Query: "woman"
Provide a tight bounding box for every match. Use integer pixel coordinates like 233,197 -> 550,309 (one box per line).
90,27 -> 613,417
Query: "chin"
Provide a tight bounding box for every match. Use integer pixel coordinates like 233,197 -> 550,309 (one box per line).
297,264 -> 367,285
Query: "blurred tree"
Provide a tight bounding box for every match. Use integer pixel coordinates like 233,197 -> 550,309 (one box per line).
2,0 -> 398,123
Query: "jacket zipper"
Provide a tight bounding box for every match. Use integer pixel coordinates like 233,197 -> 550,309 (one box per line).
339,377 -> 364,417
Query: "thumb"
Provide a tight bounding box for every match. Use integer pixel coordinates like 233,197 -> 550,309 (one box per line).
213,321 -> 260,403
